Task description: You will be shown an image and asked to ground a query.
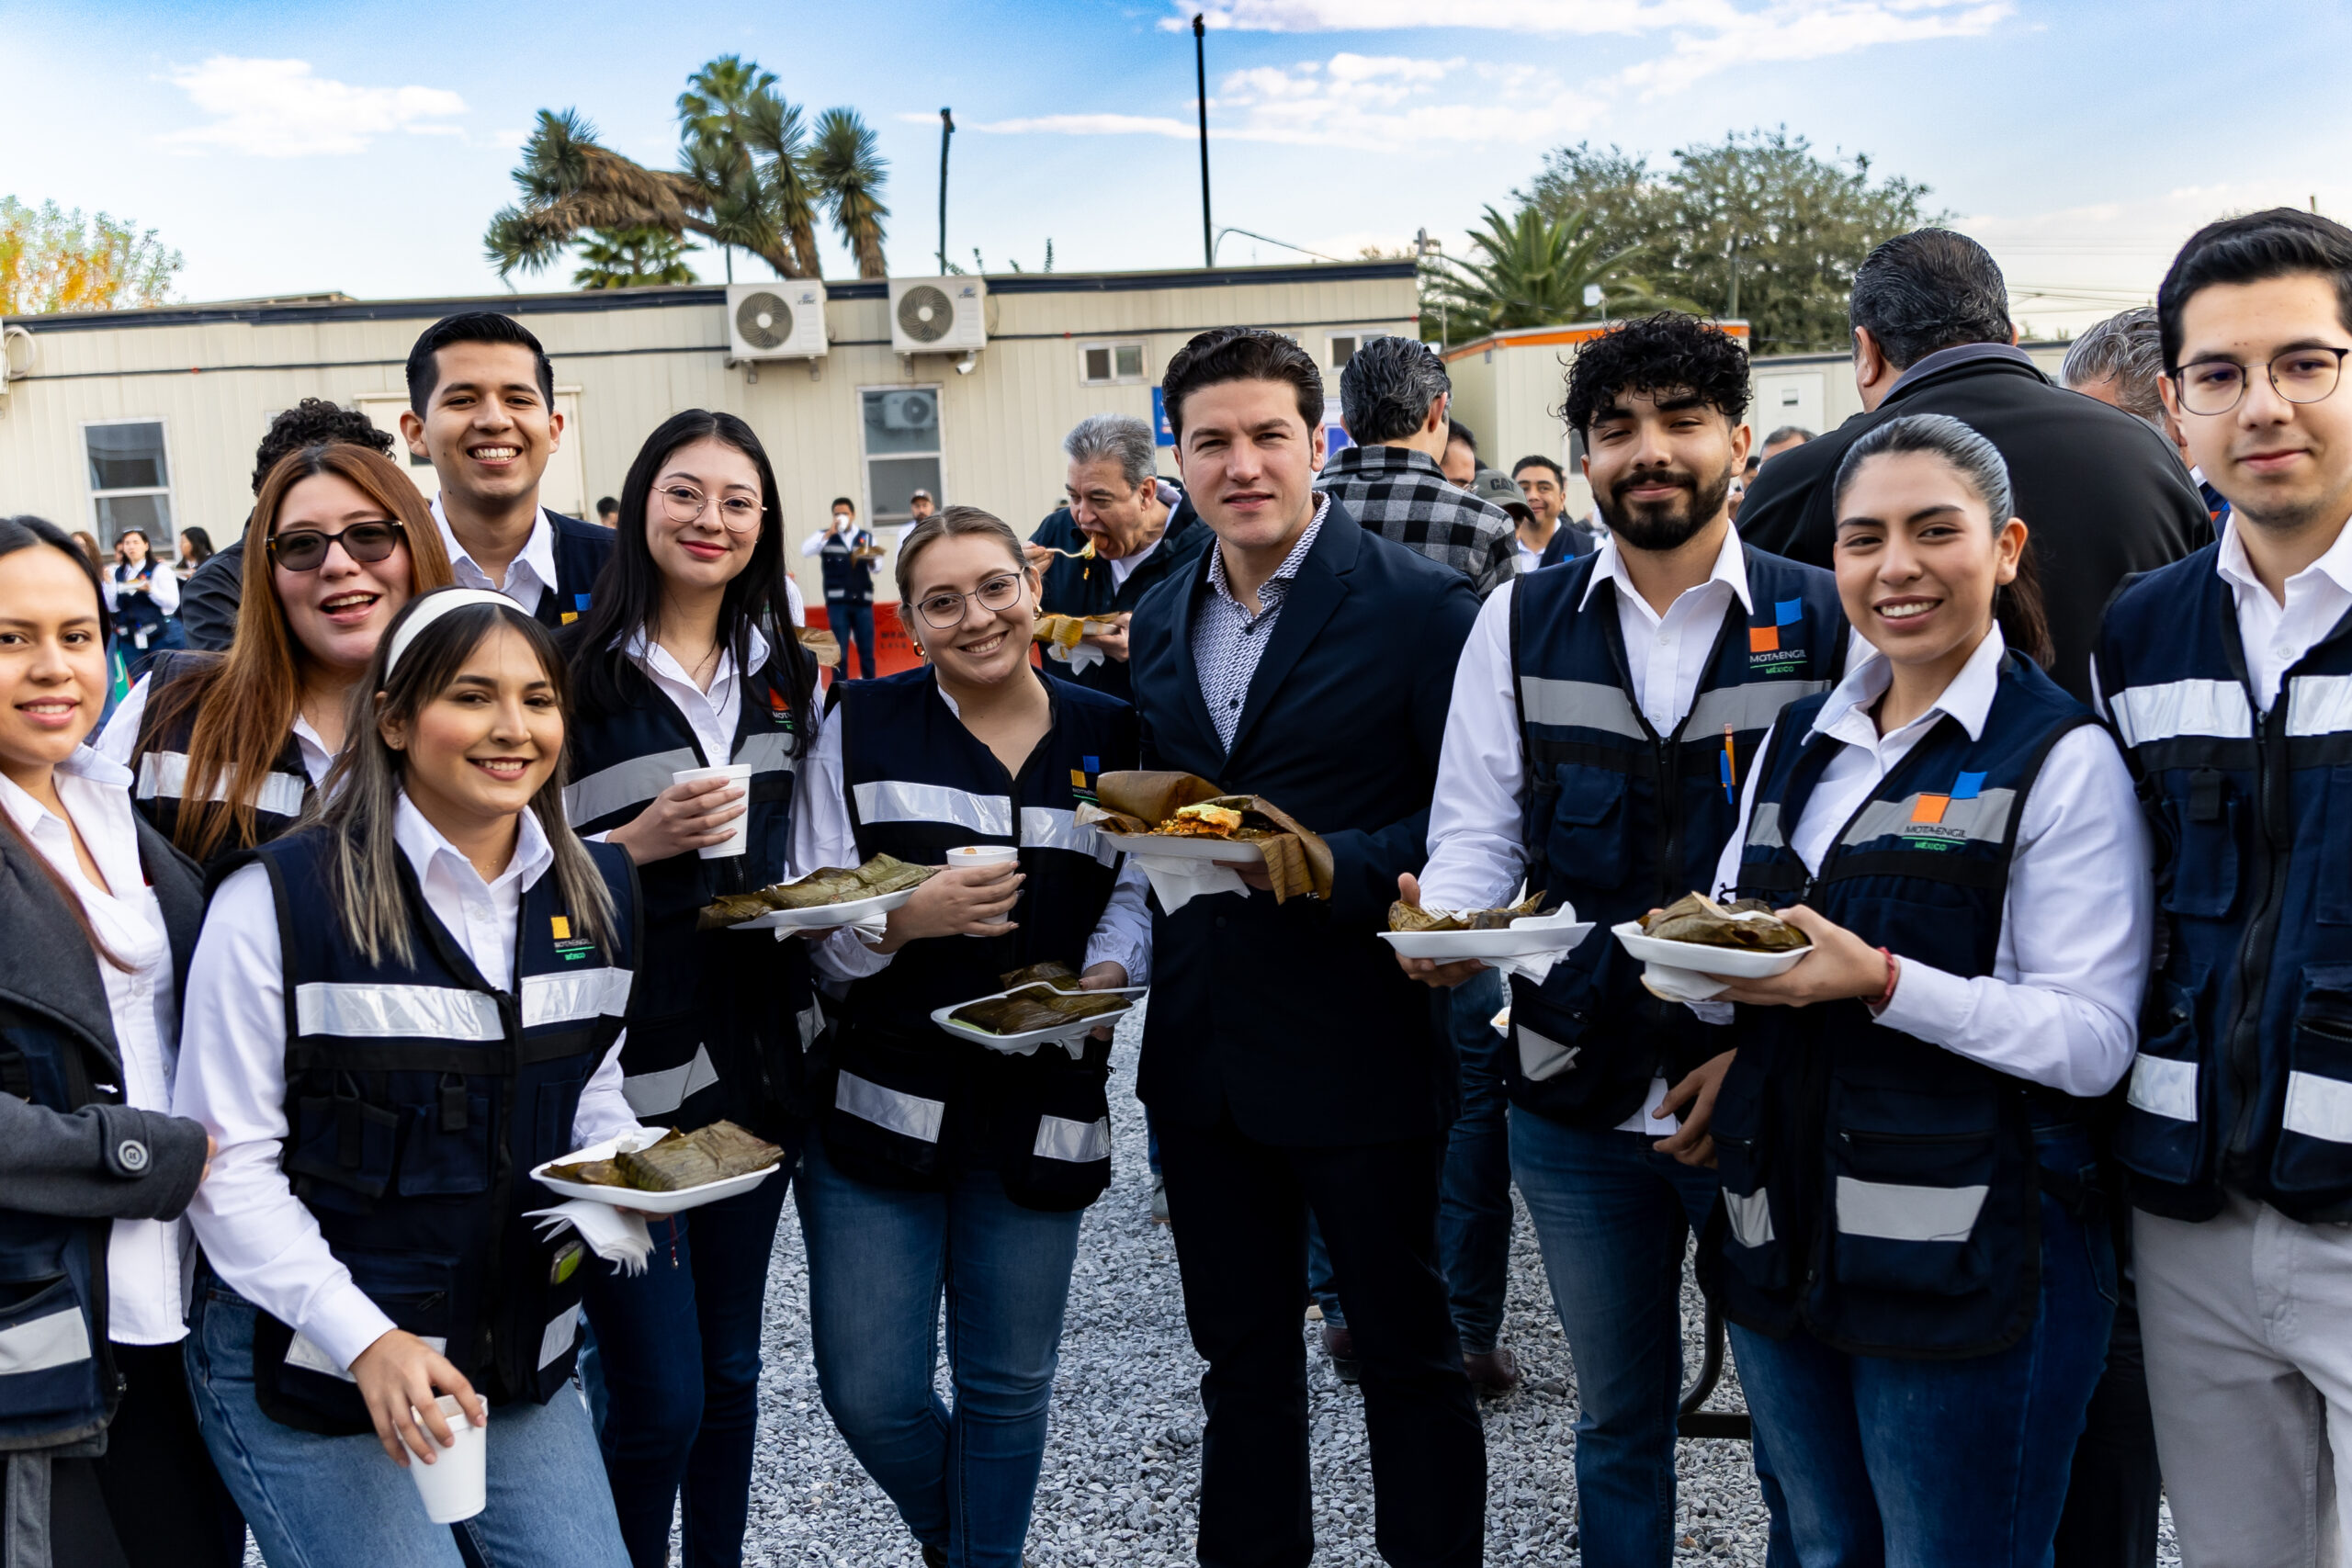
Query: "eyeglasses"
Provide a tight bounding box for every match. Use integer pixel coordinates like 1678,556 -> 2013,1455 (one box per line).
656,484 -> 764,532
267,520 -> 406,573
2170,346 -> 2352,416
914,571 -> 1024,630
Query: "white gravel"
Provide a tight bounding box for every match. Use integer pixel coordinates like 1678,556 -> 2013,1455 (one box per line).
242,998 -> 2186,1565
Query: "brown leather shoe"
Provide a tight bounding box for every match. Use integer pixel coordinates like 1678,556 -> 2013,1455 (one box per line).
1462,1347 -> 1519,1395
1321,1323 -> 1361,1384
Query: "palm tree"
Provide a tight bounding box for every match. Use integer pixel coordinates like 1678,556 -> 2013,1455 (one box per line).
1425,205 -> 1676,338
572,226 -> 698,288
807,107 -> 889,279
677,55 -> 822,279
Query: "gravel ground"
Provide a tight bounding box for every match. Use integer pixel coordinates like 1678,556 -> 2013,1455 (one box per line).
244,998 -> 2183,1565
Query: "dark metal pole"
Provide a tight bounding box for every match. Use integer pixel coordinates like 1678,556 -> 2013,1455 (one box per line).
937,108 -> 955,276
1193,16 -> 1212,267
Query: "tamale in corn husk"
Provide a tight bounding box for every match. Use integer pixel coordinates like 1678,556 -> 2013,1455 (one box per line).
950,983 -> 1126,1035
697,853 -> 939,929
1640,892 -> 1807,952
1387,890 -> 1550,933
1000,961 -> 1084,992
543,1120 -> 784,1192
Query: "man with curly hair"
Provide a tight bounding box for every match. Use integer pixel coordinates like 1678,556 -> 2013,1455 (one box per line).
175,398 -> 399,652
1398,311 -> 1845,1567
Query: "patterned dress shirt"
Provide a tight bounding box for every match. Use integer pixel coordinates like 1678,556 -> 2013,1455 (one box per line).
1314,443 -> 1518,599
1191,496 -> 1329,753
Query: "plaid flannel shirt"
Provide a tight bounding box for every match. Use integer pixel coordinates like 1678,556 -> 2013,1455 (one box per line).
1314,444 -> 1519,599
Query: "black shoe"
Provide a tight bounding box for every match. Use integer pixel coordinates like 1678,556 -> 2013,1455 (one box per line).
1463,1347 -> 1520,1396
922,1546 -> 947,1567
1322,1322 -> 1360,1384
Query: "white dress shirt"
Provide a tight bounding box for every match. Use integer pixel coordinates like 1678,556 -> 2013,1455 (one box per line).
102,562 -> 181,617
1703,627 -> 2153,1098
622,625 -> 766,770
178,795 -> 643,1373
96,675 -> 335,786
2214,513 -> 2352,712
799,674 -> 1153,987
432,495 -> 560,612
1,750 -> 189,1345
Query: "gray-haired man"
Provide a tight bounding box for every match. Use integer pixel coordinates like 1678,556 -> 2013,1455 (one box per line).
1317,336 -> 1519,600
1024,412 -> 1211,703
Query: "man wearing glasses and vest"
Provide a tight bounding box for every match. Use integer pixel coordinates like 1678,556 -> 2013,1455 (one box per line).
2096,208 -> 2352,1566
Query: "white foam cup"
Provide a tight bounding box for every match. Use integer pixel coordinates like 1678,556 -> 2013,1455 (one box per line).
674,763 -> 756,859
405,1393 -> 486,1524
947,844 -> 1021,929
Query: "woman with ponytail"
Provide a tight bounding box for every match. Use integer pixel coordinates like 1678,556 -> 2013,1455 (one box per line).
0,516 -> 239,1568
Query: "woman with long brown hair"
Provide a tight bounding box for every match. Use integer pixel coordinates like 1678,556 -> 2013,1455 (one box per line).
97,442 -> 453,871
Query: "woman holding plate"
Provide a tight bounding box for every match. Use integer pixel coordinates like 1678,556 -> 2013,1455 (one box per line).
799,504 -> 1149,1568
557,410 -> 824,1568
1679,413 -> 2152,1567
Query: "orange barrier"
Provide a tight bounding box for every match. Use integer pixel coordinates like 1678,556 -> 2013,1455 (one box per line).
806,603 -> 923,677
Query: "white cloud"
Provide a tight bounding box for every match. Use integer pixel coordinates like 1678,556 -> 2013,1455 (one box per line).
162,57 -> 466,157
1172,0 -> 1734,32
1617,0 -> 2011,95
967,111 -> 1199,140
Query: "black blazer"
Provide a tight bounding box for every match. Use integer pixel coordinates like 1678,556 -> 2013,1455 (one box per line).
1126,502 -> 1479,1147
1736,348 -> 2209,702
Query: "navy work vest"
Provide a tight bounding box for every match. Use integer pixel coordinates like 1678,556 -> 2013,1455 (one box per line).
0,821 -> 202,1452
563,650 -> 817,1131
537,512 -> 616,630
1502,545 -> 1845,1127
242,826 -> 637,1435
1703,650 -> 2092,1359
107,561 -> 168,646
819,528 -> 876,605
826,668 -> 1135,1210
128,655 -> 313,874
2099,548 -> 2352,1222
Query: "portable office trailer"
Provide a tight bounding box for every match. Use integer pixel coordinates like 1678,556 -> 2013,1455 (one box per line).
1747,341 -> 2076,448
0,261 -> 1419,600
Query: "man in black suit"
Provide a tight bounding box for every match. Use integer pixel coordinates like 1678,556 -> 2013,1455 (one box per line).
1126,327 -> 1485,1567
399,311 -> 611,629
1736,229 -> 2208,699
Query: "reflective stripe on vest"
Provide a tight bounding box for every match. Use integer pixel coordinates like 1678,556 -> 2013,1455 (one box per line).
294,982 -> 503,1042
1517,1024 -> 1579,1082
2283,1071 -> 2352,1144
1724,1189 -> 1774,1249
1518,677 -> 1644,739
2107,678 -> 2254,747
1837,788 -> 2021,850
563,747 -> 701,828
1835,1176 -> 1990,1244
1034,1114 -> 1111,1164
733,730 -> 797,773
136,750 -> 307,818
1687,680 -> 1834,739
2127,1054 -> 2198,1122
1020,806 -> 1112,864
853,780 -> 1014,838
2287,673 -> 2352,737
520,967 -> 633,1029
623,1043 -> 718,1118
834,1069 -> 945,1144
0,1303 -> 91,1376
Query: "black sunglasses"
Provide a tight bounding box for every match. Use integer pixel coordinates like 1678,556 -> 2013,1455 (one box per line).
268,520 -> 407,573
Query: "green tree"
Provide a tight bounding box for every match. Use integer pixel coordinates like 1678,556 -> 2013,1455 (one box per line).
0,197 -> 181,315
488,56 -> 889,285
571,225 -> 699,288
1520,128 -> 1942,352
1420,204 -> 1667,342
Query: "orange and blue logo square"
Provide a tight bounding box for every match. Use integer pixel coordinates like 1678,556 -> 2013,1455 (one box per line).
1909,771 -> 1985,826
1748,599 -> 1804,654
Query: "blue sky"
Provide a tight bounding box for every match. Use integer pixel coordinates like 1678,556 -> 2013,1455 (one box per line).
6,0 -> 2340,333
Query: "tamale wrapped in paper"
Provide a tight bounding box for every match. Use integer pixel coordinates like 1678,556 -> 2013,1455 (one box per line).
1074,771 -> 1334,904
951,983 -> 1126,1035
1641,892 -> 1808,952
543,1120 -> 784,1193
1388,890 -> 1550,933
1034,614 -> 1120,651
796,627 -> 842,668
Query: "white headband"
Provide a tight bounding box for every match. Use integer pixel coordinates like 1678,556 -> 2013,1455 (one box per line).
384,588 -> 527,678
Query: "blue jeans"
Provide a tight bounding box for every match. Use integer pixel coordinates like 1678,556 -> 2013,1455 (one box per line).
796,1136 -> 1082,1568
183,1281 -> 627,1568
580,1161 -> 793,1567
831,600 -> 876,679
1510,1106 -> 1792,1568
1437,969 -> 1510,1354
1730,1131 -> 2117,1568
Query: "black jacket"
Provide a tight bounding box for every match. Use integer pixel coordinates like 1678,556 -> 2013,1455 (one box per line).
1030,491 -> 1213,703
1736,346 -> 2210,702
1125,502 -> 1479,1146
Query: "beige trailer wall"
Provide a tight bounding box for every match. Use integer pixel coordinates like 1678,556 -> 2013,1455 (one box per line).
0,264 -> 1417,601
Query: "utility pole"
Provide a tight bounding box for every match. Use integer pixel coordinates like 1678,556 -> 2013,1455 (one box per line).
937,108 -> 956,276
1193,15 -> 1213,268
1725,225 -> 1741,321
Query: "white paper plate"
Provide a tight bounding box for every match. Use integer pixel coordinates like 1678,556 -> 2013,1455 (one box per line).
930,985 -> 1145,1054
530,1130 -> 784,1213
722,885 -> 921,931
1611,920 -> 1814,978
1379,911 -> 1593,962
1093,830 -> 1263,864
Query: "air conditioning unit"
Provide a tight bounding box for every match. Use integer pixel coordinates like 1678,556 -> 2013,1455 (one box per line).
888,276 -> 987,355
0,325 -> 34,407
727,282 -> 828,360
877,389 -> 937,432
